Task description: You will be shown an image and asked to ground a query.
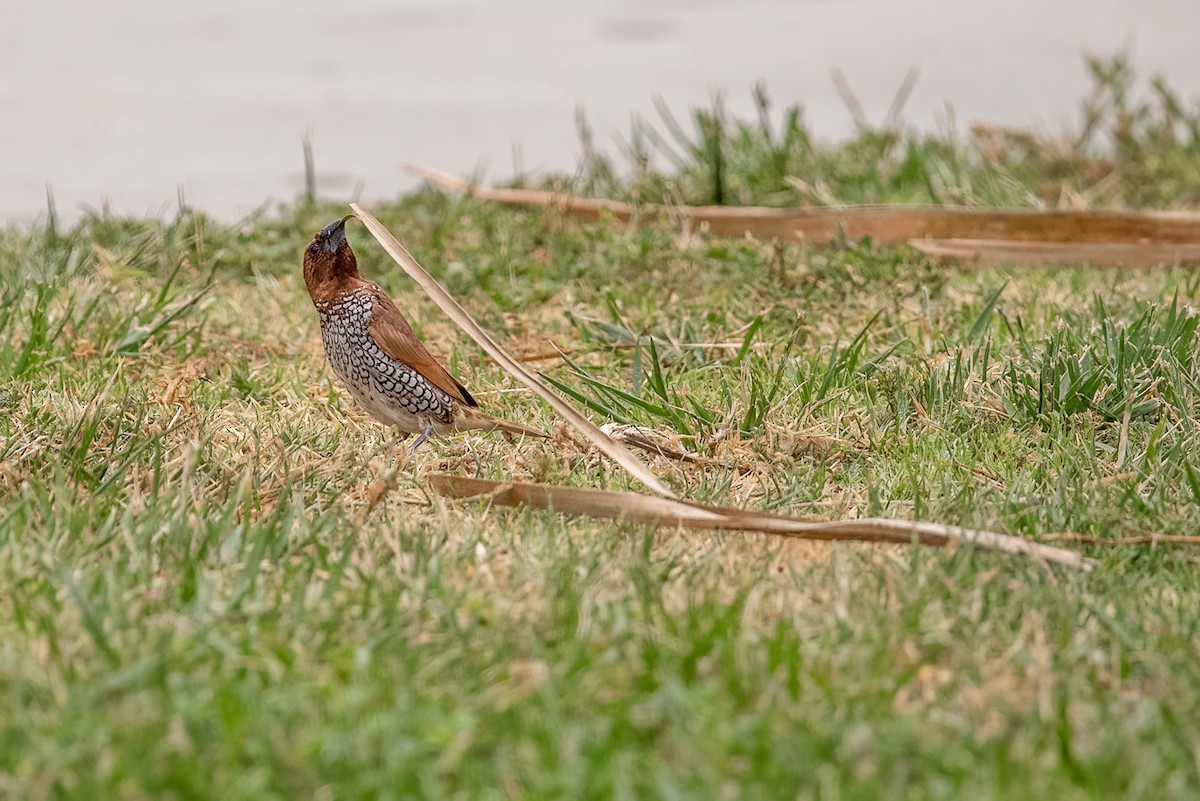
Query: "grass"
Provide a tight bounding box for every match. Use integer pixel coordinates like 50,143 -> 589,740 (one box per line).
573,52 -> 1200,209
3,55 -> 1200,798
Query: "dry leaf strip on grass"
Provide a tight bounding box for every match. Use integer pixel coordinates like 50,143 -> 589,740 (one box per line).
429,475 -> 1095,570
407,165 -> 1200,268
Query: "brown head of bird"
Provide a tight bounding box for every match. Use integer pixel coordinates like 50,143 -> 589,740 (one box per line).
302,214 -> 359,305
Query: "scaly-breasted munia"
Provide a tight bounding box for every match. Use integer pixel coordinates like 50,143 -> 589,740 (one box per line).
303,216 -> 546,448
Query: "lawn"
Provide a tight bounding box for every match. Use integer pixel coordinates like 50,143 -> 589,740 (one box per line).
2,58 -> 1199,799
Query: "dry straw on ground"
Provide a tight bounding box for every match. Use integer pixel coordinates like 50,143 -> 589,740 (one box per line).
350,205 -> 1093,570
430,475 -> 1094,569
406,165 -> 1200,268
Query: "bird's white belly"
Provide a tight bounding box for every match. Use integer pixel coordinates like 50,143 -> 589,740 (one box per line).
341,379 -> 426,433
316,290 -> 455,434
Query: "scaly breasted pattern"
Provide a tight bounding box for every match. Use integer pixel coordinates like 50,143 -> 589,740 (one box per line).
302,216 -> 545,447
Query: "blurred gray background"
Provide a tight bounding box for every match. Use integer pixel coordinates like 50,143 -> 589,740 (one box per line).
3,0 -> 1197,222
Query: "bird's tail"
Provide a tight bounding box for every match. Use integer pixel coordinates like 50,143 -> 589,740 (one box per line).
453,407 -> 549,439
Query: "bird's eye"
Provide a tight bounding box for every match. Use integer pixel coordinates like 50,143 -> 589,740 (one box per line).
308,242 -> 319,254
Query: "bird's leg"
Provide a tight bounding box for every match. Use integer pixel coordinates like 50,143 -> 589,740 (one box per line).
409,423 -> 435,451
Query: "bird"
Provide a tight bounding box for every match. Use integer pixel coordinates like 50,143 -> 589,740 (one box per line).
302,215 -> 547,448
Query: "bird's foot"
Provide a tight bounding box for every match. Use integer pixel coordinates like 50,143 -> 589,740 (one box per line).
409,425 -> 435,452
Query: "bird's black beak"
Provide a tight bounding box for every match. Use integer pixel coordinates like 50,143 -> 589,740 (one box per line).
319,215 -> 354,253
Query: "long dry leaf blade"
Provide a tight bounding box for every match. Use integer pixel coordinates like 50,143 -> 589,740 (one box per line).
429,474 -> 1095,570
406,166 -> 1200,266
349,203 -> 678,499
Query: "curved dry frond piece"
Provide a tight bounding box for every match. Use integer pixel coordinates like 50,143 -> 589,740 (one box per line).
405,165 -> 1200,267
348,203 -> 678,499
429,474 -> 1096,571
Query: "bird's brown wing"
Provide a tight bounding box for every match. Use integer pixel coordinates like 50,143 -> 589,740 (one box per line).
365,285 -> 477,407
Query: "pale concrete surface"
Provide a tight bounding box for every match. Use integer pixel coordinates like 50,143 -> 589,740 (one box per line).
3,0 -> 1197,223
